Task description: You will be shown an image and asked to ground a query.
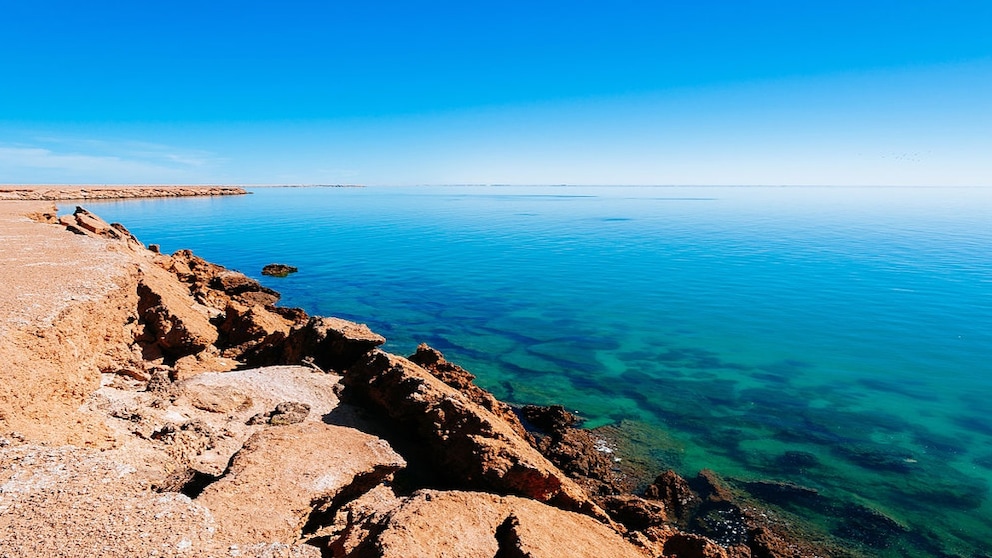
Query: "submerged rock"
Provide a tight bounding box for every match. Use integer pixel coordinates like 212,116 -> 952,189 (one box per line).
262,263 -> 298,277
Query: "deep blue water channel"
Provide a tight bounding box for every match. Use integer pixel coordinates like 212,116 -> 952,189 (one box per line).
81,185 -> 992,556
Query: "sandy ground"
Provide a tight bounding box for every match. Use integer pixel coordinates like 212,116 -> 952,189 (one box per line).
0,201 -> 131,335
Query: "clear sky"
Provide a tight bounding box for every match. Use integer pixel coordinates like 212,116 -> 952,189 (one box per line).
1,1 -> 990,185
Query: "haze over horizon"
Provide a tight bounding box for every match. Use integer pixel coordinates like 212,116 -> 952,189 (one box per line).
1,1 -> 990,186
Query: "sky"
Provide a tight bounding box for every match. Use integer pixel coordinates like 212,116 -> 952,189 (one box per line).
1,0 -> 990,186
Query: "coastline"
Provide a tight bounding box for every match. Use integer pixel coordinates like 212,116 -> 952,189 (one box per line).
0,185 -> 247,201
0,200 -> 848,557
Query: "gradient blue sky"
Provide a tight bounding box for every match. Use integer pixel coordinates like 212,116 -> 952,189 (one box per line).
1,1 -> 990,185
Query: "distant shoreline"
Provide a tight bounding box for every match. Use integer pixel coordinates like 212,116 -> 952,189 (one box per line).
0,185 -> 248,201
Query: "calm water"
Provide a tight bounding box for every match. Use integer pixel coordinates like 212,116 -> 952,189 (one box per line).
82,186 -> 992,556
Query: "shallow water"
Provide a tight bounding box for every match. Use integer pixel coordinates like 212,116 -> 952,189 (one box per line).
82,185 -> 992,556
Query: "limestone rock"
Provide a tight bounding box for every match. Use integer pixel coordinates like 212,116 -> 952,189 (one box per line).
348,490 -> 647,558
196,422 -> 405,545
136,265 -> 219,361
255,316 -> 386,371
409,343 -> 529,438
344,350 -> 603,518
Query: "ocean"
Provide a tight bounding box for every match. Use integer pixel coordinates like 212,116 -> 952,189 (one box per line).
80,185 -> 992,556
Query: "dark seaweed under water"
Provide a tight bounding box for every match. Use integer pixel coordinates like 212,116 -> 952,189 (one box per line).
82,185 -> 992,556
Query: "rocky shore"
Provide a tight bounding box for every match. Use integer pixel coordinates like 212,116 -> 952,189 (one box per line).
0,186 -> 247,201
0,202 -> 847,557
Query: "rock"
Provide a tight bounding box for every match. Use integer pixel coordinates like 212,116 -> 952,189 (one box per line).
262,263 -> 298,277
60,206 -> 142,246
135,265 -> 219,361
249,401 -> 312,425
196,422 -> 405,545
522,404 -> 631,496
645,470 -> 702,524
601,494 -> 668,531
344,350 -> 603,518
260,316 -> 386,371
410,343 -> 529,438
187,384 -> 253,413
347,490 -> 648,558
522,404 -> 580,432
219,300 -> 294,354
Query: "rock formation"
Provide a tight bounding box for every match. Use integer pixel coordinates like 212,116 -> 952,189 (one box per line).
0,201 -> 847,557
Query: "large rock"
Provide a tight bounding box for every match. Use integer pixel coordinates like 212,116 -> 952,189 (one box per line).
347,490 -> 648,558
135,264 -> 219,361
344,350 -> 602,517
196,422 -> 405,545
409,343 -> 529,439
58,206 -> 143,249
252,316 -> 386,371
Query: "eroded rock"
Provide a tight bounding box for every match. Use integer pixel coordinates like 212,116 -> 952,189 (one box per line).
196,422 -> 406,545
347,490 -> 647,558
344,350 -> 602,518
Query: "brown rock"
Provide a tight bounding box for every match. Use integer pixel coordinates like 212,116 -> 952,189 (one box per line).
187,384 -> 253,413
262,263 -> 298,277
344,350 -> 602,517
264,316 -> 386,371
348,490 -> 647,558
197,422 -> 405,545
645,469 -> 702,524
523,404 -> 632,496
410,343 -> 528,438
135,265 -> 219,361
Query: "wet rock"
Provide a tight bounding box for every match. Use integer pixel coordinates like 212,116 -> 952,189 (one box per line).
645,470 -> 701,524
344,350 -> 602,517
777,450 -> 819,471
521,404 -> 580,432
196,422 -> 405,545
409,343 -> 529,438
347,490 -> 646,558
262,263 -> 298,277
742,480 -> 823,511
601,494 -> 668,531
832,502 -> 908,548
523,405 -> 632,496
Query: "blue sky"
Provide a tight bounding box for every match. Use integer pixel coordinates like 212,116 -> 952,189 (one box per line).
1,1 -> 990,185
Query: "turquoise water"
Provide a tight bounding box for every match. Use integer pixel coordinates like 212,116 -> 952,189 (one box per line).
82,186 -> 992,556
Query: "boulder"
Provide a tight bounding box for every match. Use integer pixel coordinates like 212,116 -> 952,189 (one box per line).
344,350 -> 602,517
135,265 -> 219,361
409,343 -> 529,438
196,422 -> 405,545
262,263 -> 299,277
347,490 -> 648,558
259,316 -> 386,371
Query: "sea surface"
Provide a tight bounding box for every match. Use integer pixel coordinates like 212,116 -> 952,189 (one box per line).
82,185 -> 992,556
